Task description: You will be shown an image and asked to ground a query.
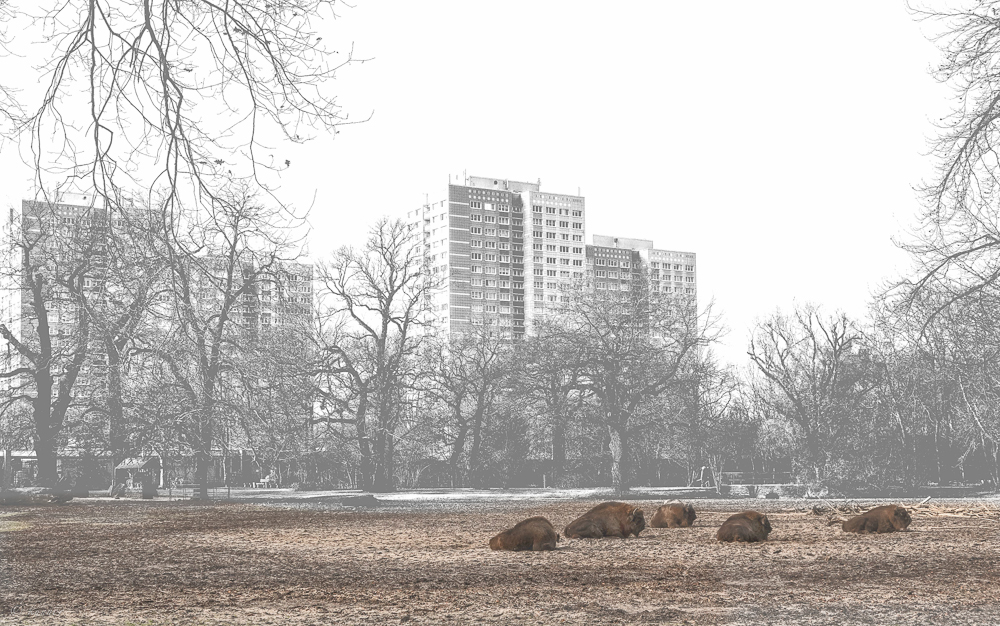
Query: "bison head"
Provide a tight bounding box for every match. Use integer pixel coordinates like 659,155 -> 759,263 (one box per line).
892,506 -> 912,531
628,507 -> 646,536
682,504 -> 697,526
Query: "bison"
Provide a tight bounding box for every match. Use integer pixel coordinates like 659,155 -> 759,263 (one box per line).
489,516 -> 560,551
842,505 -> 912,534
650,502 -> 697,528
716,510 -> 772,543
563,502 -> 645,539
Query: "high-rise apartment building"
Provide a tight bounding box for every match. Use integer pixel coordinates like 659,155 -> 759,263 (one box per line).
1,197 -> 113,400
408,175 -> 586,339
409,176 -> 696,340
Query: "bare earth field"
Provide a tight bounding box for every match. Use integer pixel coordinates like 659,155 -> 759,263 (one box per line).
2,492 -> 999,625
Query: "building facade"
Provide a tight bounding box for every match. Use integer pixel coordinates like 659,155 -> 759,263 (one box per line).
588,235 -> 697,299
408,175 -> 587,339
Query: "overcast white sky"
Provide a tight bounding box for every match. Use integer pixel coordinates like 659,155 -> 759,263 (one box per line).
0,2 -> 955,365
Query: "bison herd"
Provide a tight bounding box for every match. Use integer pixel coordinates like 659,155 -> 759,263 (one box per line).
489,501 -> 913,551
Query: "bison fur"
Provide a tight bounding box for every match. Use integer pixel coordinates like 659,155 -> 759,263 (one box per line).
650,502 -> 697,528
563,502 -> 645,539
489,516 -> 560,551
716,510 -> 772,543
842,505 -> 912,534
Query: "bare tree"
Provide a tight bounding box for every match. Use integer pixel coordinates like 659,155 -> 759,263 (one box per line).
515,324 -> 585,487
0,200 -> 106,486
138,183 -> 307,498
897,3 -> 1000,318
1,0 -> 364,211
313,218 -> 433,492
421,321 -> 513,487
548,275 -> 709,493
748,304 -> 877,484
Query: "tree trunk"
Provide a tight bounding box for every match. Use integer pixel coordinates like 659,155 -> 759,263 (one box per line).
608,426 -> 630,493
551,418 -> 566,486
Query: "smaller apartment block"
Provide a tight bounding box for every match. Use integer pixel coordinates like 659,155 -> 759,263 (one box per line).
588,235 -> 696,298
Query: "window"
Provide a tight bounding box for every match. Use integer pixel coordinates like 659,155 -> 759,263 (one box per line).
546,232 -> 556,239
573,259 -> 583,266
572,222 -> 582,229
514,282 -> 523,289
546,269 -> 556,276
485,228 -> 497,236
485,254 -> 496,261
472,265 -> 482,273
685,265 -> 695,272
499,242 -> 510,250
546,281 -> 557,289
546,244 -> 556,251
499,229 -> 510,237
534,281 -> 543,288
572,235 -> 582,242
573,247 -> 582,254
499,267 -> 510,275
532,205 -> 542,212
471,252 -> 482,260
498,216 -> 510,224
471,277 -> 483,286
546,257 -> 556,264
572,210 -> 582,217
499,280 -> 510,288
560,258 -> 569,265
533,269 -> 544,276
622,262 -> 630,268
560,233 -> 569,240
470,226 -> 482,235
596,270 -> 607,277
596,259 -> 605,266
533,243 -> 543,250
484,215 -> 496,224
559,221 -> 568,228
500,255 -> 510,262
472,291 -> 483,299
470,201 -> 482,209
559,246 -> 569,253
485,241 -> 497,248
532,230 -> 542,238
485,266 -> 497,274
546,207 -> 556,214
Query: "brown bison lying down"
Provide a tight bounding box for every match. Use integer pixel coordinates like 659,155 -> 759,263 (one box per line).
489,516 -> 560,551
563,502 -> 645,539
716,510 -> 772,543
842,505 -> 912,534
650,502 -> 697,528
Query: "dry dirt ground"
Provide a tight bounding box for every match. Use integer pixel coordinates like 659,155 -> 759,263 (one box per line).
1,494 -> 999,625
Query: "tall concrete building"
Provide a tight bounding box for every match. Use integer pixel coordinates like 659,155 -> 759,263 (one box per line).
1,197 -> 113,400
408,175 -> 586,339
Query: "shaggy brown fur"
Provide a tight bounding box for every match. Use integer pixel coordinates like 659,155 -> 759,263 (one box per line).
650,503 -> 697,528
842,505 -> 912,534
716,510 -> 772,543
489,516 -> 560,551
563,502 -> 645,539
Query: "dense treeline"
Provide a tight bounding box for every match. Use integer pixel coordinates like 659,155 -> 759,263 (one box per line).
5,198 -> 1000,494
